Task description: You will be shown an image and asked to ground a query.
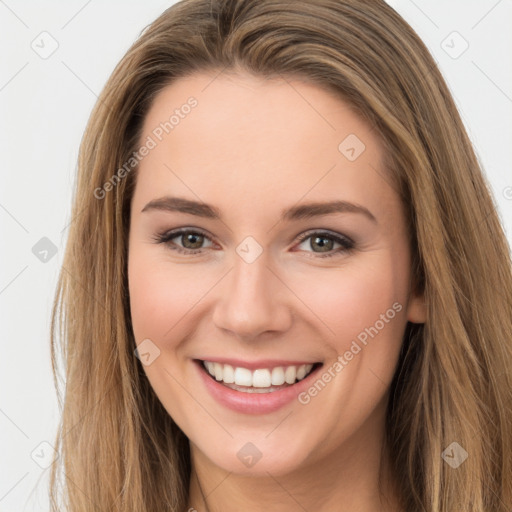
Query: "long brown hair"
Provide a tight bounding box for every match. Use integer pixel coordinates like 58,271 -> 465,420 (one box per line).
50,0 -> 512,510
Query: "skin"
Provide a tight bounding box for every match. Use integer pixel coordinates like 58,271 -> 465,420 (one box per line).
127,70 -> 427,512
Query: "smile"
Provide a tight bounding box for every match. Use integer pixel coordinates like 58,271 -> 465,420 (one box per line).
202,360 -> 316,392
195,359 -> 323,414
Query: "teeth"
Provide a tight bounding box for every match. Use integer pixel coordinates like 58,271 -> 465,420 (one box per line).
203,361 -> 314,388
223,364 -> 235,384
214,362 -> 223,381
253,369 -> 271,388
296,364 -> 307,380
284,365 -> 296,384
234,367 -> 252,386
271,367 -> 285,386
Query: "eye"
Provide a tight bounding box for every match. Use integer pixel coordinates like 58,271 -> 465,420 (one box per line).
152,228 -> 355,258
294,231 -> 355,258
152,228 -> 215,254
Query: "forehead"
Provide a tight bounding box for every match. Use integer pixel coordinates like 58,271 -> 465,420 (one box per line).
133,71 -> 398,224
140,70 -> 375,163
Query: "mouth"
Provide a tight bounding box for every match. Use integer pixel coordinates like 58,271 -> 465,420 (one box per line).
194,357 -> 324,414
196,359 -> 323,395
194,359 -> 323,406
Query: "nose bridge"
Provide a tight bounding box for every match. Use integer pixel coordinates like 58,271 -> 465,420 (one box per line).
212,244 -> 291,338
231,250 -> 270,303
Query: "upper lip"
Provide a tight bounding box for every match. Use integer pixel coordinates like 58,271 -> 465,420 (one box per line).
196,358 -> 321,371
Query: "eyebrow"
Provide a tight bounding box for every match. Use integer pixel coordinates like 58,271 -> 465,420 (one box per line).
141,196 -> 377,223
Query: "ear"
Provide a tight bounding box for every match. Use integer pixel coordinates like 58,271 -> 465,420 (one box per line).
406,291 -> 427,324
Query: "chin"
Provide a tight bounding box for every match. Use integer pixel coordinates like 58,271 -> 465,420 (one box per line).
191,429 -> 318,477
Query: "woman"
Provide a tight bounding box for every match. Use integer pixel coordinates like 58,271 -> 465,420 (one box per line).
50,0 -> 512,510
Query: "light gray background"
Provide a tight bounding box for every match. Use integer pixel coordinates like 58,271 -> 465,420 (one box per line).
1,1 -> 511,510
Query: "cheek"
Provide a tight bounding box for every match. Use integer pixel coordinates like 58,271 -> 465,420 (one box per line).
127,248 -> 208,428
128,247 -> 214,344
128,257 -> 175,343
291,254 -> 409,351
287,254 -> 410,443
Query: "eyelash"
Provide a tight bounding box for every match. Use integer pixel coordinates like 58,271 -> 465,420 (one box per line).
151,228 -> 355,259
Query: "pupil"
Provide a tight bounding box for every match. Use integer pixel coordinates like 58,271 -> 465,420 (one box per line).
312,236 -> 332,252
183,233 -> 203,249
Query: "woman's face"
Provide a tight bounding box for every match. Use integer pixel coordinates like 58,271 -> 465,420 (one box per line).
127,71 -> 426,476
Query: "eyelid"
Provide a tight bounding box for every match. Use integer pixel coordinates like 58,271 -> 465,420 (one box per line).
293,229 -> 355,257
153,227 -> 355,257
295,228 -> 353,245
152,227 -> 216,252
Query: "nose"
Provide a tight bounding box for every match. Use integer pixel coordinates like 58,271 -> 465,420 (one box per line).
212,250 -> 293,341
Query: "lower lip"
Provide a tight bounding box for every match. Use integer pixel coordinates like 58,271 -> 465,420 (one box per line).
194,360 -> 322,415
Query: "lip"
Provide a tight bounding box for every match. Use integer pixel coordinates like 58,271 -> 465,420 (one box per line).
194,359 -> 323,414
198,357 -> 319,371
